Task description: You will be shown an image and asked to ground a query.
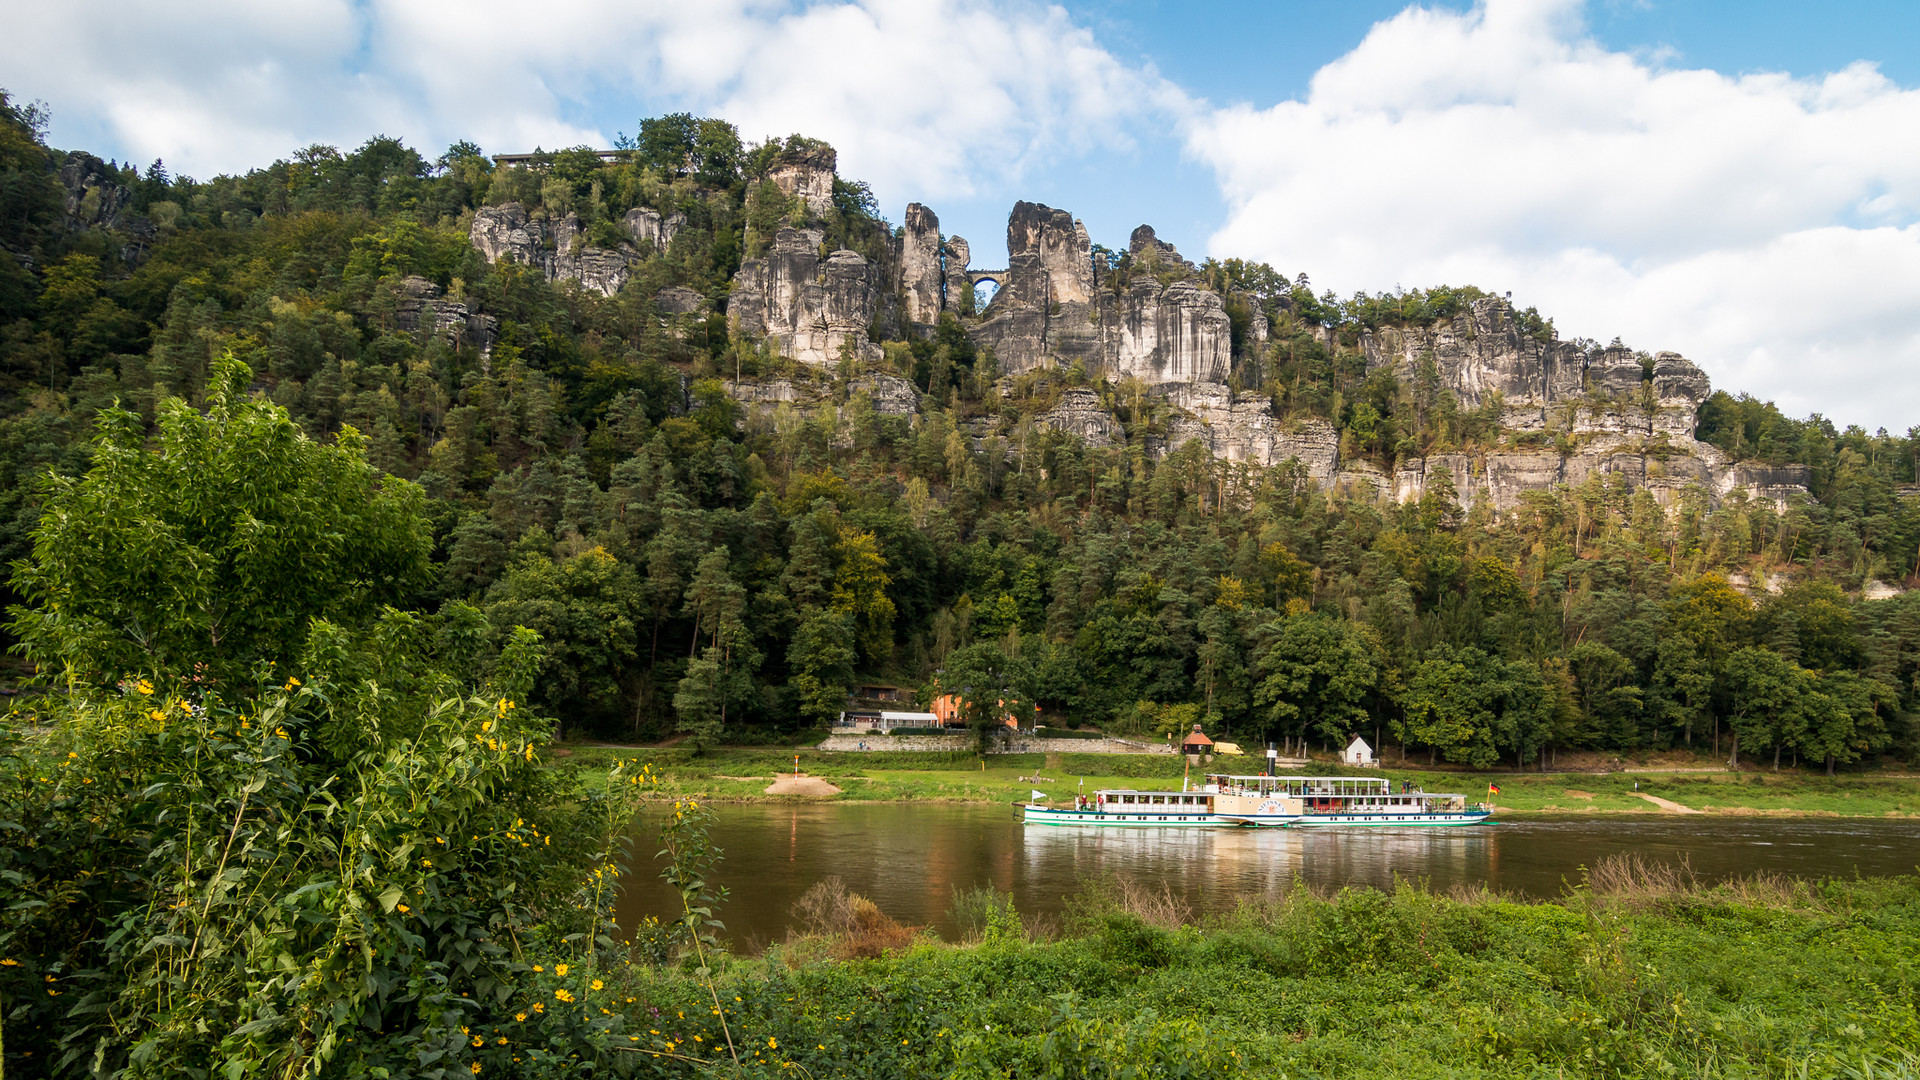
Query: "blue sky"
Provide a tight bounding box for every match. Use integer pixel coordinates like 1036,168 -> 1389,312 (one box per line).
7,0 -> 1920,430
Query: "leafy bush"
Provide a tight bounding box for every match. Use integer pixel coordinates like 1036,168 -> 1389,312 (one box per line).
0,622 -> 651,1074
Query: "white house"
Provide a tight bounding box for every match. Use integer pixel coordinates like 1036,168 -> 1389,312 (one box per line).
1341,736 -> 1376,766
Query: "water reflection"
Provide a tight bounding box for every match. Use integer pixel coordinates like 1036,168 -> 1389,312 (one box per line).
614,806 -> 1920,948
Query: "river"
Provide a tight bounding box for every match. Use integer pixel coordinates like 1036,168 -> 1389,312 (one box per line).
613,803 -> 1920,948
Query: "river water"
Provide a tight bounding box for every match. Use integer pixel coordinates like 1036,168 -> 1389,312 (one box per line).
613,803 -> 1920,948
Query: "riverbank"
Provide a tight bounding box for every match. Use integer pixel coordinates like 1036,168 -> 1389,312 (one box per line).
558,860 -> 1920,1079
556,745 -> 1920,818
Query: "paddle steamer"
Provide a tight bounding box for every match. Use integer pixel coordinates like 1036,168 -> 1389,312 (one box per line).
1020,774 -> 1491,828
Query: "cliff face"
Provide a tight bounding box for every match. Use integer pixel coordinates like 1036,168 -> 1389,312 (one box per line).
728,227 -> 882,367
897,203 -> 944,326
767,144 -> 838,219
393,275 -> 497,354
970,203 -> 1232,386
468,201 -> 685,296
456,176 -> 1808,513
1361,299 -> 1709,440
945,203 -> 1803,510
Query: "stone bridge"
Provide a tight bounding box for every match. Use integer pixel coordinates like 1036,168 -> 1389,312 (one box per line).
967,269 -> 1007,286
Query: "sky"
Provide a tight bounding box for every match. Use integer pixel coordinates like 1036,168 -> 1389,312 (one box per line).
6,0 -> 1920,432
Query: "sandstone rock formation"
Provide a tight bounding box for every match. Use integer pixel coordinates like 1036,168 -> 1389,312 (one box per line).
1359,298 -> 1709,440
728,227 -> 882,367
898,203 -> 944,326
57,152 -> 153,261
1159,384 -> 1339,471
1037,387 -> 1122,449
705,194 -> 1816,513
721,372 -> 920,431
850,372 -> 921,415
468,201 -> 685,296
943,236 -> 973,314
971,202 -> 1230,386
767,143 -> 838,219
393,276 -> 497,354
654,286 -> 705,315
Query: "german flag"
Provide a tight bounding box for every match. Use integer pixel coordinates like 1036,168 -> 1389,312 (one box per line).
1488,783 -> 1501,795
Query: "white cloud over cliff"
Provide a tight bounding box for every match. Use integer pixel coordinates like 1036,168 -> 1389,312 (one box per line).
1186,0 -> 1920,430
3,0 -> 1181,204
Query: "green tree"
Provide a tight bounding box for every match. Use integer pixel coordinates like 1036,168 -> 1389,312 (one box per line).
1253,614 -> 1382,749
941,641 -> 1034,752
1802,670 -> 1897,775
789,610 -> 858,725
482,546 -> 647,735
9,355 -> 430,687
675,546 -> 762,749
831,525 -> 897,662
1397,645 -> 1551,768
1723,646 -> 1807,769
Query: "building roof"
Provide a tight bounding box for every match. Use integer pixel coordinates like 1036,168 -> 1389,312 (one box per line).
1182,724 -> 1214,748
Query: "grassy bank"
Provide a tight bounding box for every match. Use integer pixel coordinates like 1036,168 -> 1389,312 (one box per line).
556,746 -> 1920,818
577,860 -> 1920,1079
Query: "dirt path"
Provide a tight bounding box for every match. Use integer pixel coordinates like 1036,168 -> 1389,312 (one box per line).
1636,793 -> 1702,814
764,775 -> 842,797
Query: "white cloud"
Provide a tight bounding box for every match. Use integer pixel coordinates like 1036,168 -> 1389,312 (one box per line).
4,0 -> 1181,209
1187,0 -> 1920,431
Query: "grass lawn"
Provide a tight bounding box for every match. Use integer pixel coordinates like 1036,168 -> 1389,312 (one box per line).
553,744 -> 1920,818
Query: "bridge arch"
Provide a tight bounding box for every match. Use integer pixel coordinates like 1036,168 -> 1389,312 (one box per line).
966,269 -> 1006,307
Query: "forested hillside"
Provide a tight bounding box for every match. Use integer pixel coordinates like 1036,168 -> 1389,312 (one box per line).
3,92 -> 1918,771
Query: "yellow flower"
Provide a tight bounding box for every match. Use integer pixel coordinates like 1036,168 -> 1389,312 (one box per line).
524,744 -> 534,762
397,904 -> 410,914
554,989 -> 574,1003
136,679 -> 153,695
481,720 -> 492,733
149,710 -> 166,722
767,1037 -> 778,1049
554,963 -> 568,977
532,964 -> 543,972
514,1012 -> 526,1022
287,677 -> 301,689
274,727 -> 290,739
471,1064 -> 482,1075
590,979 -> 604,991
470,1035 -> 484,1048
0,959 -> 17,966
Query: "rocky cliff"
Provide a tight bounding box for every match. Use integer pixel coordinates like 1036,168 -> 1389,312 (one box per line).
897,202 -> 944,326
767,143 -> 838,219
727,227 -> 883,367
970,203 -> 1231,386
458,171 -> 1809,513
468,201 -> 685,296
1360,299 -> 1708,440
393,275 -> 497,354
